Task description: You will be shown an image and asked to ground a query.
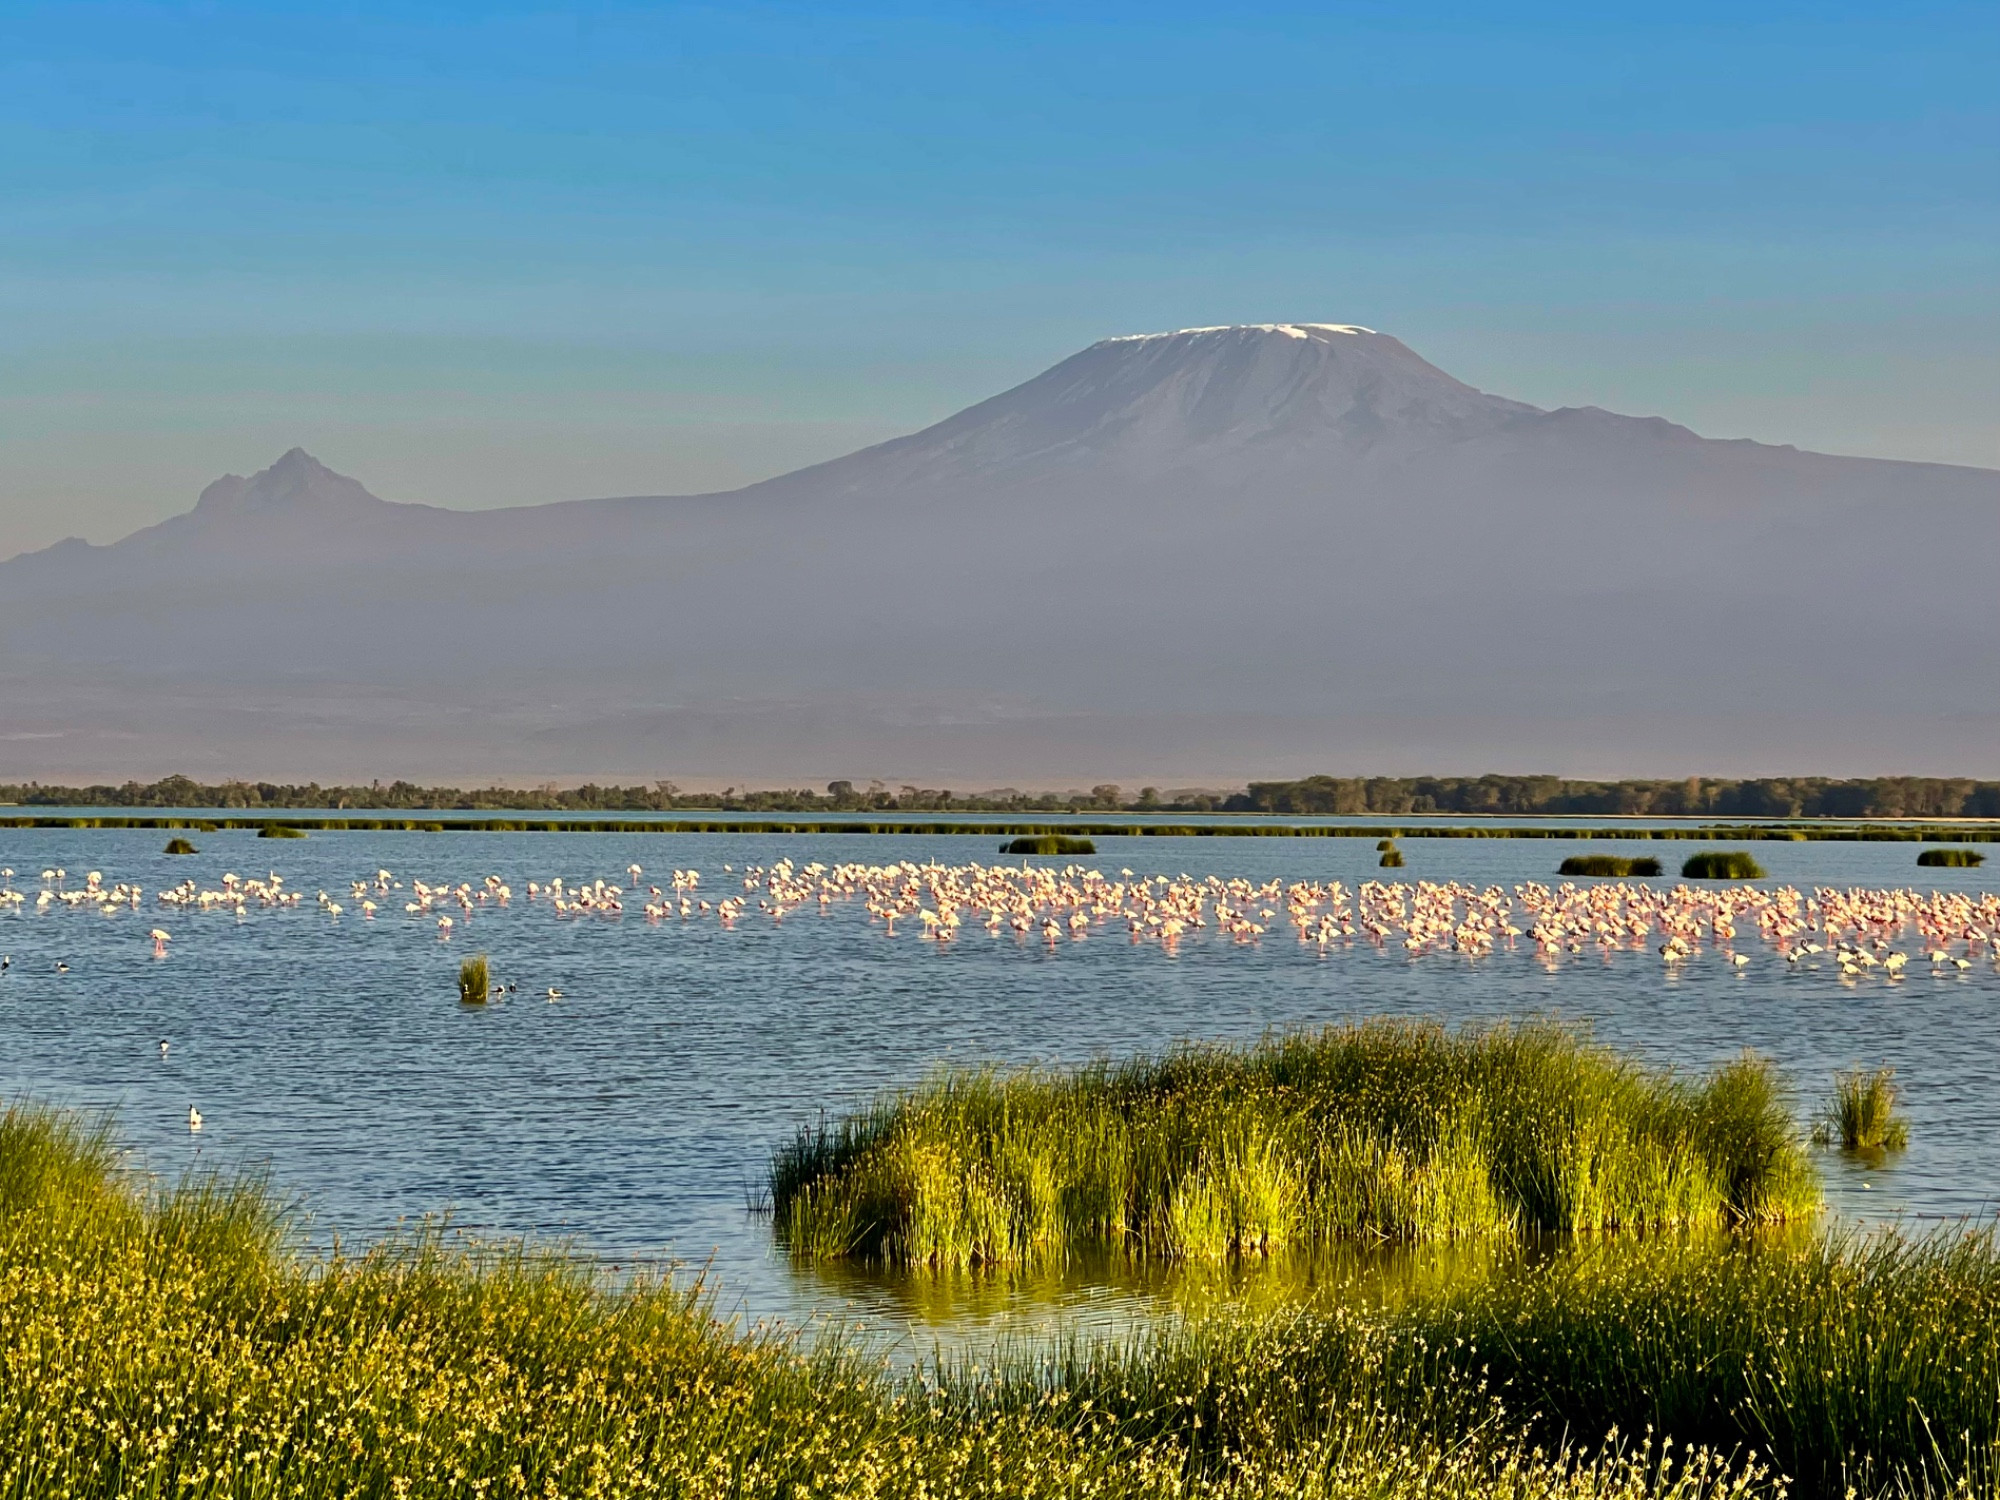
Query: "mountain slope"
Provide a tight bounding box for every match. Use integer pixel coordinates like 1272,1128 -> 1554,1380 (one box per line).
3,325 -> 1997,783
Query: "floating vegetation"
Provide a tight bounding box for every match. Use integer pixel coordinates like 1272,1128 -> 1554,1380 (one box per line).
1557,854 -> 1662,877
772,1021 -> 1816,1269
1812,1067 -> 1910,1153
256,823 -> 307,840
1379,848 -> 1405,867
1001,834 -> 1097,855
457,954 -> 490,1006
162,837 -> 197,855
1918,846 -> 1986,867
1680,850 -> 1765,880
3,1099 -> 1997,1496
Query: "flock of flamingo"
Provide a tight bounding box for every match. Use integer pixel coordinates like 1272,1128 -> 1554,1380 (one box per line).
2,858 -> 1997,981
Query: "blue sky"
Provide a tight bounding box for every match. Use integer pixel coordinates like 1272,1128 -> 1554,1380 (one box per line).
3,0 -> 1997,553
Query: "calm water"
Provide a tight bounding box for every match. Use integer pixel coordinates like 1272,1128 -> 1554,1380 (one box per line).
2,828 -> 1996,1348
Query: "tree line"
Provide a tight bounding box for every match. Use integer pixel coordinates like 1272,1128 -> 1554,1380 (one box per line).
4,772 -> 2000,818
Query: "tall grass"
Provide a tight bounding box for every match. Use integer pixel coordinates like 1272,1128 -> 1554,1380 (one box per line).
256,822 -> 307,839
163,836 -> 197,854
1812,1068 -> 1909,1153
457,953 -> 490,1005
772,1022 -> 1817,1269
1681,851 -> 1765,880
1917,846 -> 1985,867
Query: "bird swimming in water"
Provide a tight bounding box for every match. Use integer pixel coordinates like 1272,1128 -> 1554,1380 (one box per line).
53,961 -> 69,973
546,986 -> 563,1001
187,1106 -> 203,1132
159,1039 -> 170,1058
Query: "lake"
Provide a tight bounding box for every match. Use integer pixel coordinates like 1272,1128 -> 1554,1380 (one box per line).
2,825 -> 1995,1351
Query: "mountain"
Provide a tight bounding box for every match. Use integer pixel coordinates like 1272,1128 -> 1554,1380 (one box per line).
4,324 -> 1998,783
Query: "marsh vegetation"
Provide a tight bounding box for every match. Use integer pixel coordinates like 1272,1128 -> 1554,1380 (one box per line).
457,953 -> 490,1005
1918,846 -> 1985,867
0,1100 -> 1991,1498
772,1022 -> 1815,1270
162,837 -> 197,854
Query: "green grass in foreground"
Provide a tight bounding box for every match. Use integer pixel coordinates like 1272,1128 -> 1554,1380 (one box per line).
772,1022 -> 1817,1269
1,1100 -> 1993,1498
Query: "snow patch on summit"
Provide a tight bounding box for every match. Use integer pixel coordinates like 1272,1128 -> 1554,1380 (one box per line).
1100,323 -> 1375,345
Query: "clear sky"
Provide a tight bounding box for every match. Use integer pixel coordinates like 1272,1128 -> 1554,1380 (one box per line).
3,0 -> 1996,557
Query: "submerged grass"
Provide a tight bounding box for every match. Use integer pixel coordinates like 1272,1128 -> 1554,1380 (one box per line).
1812,1068 -> 1909,1153
772,1022 -> 1817,1270
3,1098 -> 1995,1498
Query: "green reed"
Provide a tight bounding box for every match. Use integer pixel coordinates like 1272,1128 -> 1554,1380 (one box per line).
772,1022 -> 1818,1270
163,836 -> 198,854
1812,1068 -> 1909,1153
457,953 -> 490,1005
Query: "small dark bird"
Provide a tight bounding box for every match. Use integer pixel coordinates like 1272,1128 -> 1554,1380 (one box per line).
54,961 -> 69,973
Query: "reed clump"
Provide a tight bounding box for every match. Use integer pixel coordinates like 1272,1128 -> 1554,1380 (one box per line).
1918,846 -> 1985,867
256,823 -> 307,839
1379,848 -> 1406,867
163,837 -> 197,855
1680,851 -> 1765,880
1812,1068 -> 1909,1153
1559,854 -> 1662,877
2,1098 -> 1993,1498
1002,834 -> 1097,855
772,1021 -> 1817,1270
457,954 -> 490,1005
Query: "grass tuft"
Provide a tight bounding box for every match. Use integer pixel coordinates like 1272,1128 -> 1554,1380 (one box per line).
1680,850 -> 1765,880
1558,854 -> 1663,877
1002,835 -> 1097,855
1918,846 -> 1986,867
773,1021 -> 1817,1270
457,954 -> 490,1005
163,837 -> 198,854
1812,1067 -> 1909,1153
256,823 -> 307,839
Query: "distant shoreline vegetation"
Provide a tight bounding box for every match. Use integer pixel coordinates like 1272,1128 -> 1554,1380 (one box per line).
8,771 -> 2000,818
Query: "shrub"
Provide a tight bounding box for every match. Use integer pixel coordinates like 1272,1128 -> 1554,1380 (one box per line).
163,838 -> 198,855
1001,835 -> 1096,855
1812,1067 -> 1909,1152
1918,847 -> 1986,867
1680,851 -> 1764,880
256,823 -> 307,840
1379,850 -> 1405,868
457,955 -> 490,1006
